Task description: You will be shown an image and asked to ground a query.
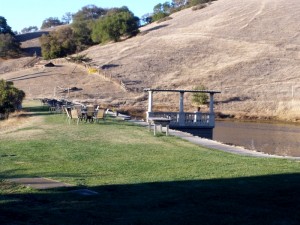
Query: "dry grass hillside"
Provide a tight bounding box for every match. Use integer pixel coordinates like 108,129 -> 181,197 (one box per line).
1,0 -> 300,121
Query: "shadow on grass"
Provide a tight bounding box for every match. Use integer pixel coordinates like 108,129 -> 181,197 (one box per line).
1,173 -> 300,225
17,112 -> 55,118
23,105 -> 50,112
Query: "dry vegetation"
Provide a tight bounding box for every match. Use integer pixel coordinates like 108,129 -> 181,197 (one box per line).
0,111 -> 43,139
1,0 -> 300,121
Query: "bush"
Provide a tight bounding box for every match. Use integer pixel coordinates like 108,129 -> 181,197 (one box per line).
157,16 -> 173,24
191,85 -> 209,106
189,0 -> 214,6
192,4 -> 207,11
0,79 -> 25,119
67,54 -> 92,63
152,12 -> 170,22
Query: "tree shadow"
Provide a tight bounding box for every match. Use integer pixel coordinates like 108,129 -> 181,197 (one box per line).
216,96 -> 251,104
101,64 -> 119,70
7,72 -> 55,82
16,31 -> 49,42
1,173 -> 300,225
22,47 -> 42,57
139,25 -> 169,36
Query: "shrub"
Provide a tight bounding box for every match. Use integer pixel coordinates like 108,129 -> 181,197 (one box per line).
157,16 -> 173,23
192,4 -> 207,11
0,79 -> 25,119
191,85 -> 209,106
152,12 -> 170,22
67,54 -> 92,63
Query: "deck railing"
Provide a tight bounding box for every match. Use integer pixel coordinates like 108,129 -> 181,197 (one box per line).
147,112 -> 214,128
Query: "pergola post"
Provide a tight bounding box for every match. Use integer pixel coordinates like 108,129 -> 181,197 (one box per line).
209,93 -> 215,126
148,90 -> 153,113
178,91 -> 185,125
147,90 -> 153,121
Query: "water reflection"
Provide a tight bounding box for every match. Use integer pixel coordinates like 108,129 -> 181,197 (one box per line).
214,121 -> 300,157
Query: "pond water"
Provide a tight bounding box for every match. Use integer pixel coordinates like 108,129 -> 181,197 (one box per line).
214,120 -> 300,157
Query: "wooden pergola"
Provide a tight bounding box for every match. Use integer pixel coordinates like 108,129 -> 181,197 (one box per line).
144,88 -> 221,138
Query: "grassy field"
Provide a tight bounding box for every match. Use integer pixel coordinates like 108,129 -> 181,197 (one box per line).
0,101 -> 300,225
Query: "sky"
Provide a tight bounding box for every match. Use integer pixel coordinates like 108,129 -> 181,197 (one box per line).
1,0 -> 162,32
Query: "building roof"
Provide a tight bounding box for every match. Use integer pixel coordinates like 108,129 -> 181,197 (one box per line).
144,88 -> 221,94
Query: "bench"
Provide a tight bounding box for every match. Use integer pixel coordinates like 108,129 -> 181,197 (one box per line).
148,117 -> 171,136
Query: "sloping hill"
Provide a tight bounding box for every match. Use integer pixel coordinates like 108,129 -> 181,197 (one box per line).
1,0 -> 300,121
81,0 -> 300,121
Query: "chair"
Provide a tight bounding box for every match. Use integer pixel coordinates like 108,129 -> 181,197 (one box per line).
93,109 -> 106,123
74,105 -> 84,121
64,107 -> 71,123
70,109 -> 80,125
86,105 -> 95,122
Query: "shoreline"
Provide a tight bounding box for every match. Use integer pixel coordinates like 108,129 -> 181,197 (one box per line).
132,120 -> 300,160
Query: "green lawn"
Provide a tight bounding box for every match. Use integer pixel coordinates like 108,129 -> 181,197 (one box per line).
0,102 -> 300,225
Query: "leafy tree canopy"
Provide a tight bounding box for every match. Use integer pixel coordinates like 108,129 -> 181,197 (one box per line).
0,33 -> 21,58
150,0 -> 214,23
72,5 -> 108,48
141,13 -> 153,25
0,16 -> 14,35
41,17 -> 64,29
191,85 -> 209,106
0,79 -> 25,119
154,2 -> 172,14
171,0 -> 188,8
61,12 -> 73,24
91,9 -> 139,43
72,5 -> 107,23
40,27 -> 76,59
0,16 -> 21,58
21,26 -> 38,34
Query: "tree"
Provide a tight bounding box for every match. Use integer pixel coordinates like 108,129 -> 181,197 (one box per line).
72,5 -> 107,22
106,6 -> 132,16
0,79 -> 25,119
163,2 -> 173,13
72,5 -> 108,49
0,33 -> 21,58
188,0 -> 213,6
0,16 -> 21,58
41,17 -> 63,29
153,3 -> 163,14
21,26 -> 38,34
0,16 -> 14,35
171,0 -> 188,8
191,85 -> 209,107
141,13 -> 153,25
152,2 -> 172,22
72,20 -> 94,49
61,12 -> 73,24
40,27 -> 76,59
91,10 -> 139,43
152,12 -> 169,22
